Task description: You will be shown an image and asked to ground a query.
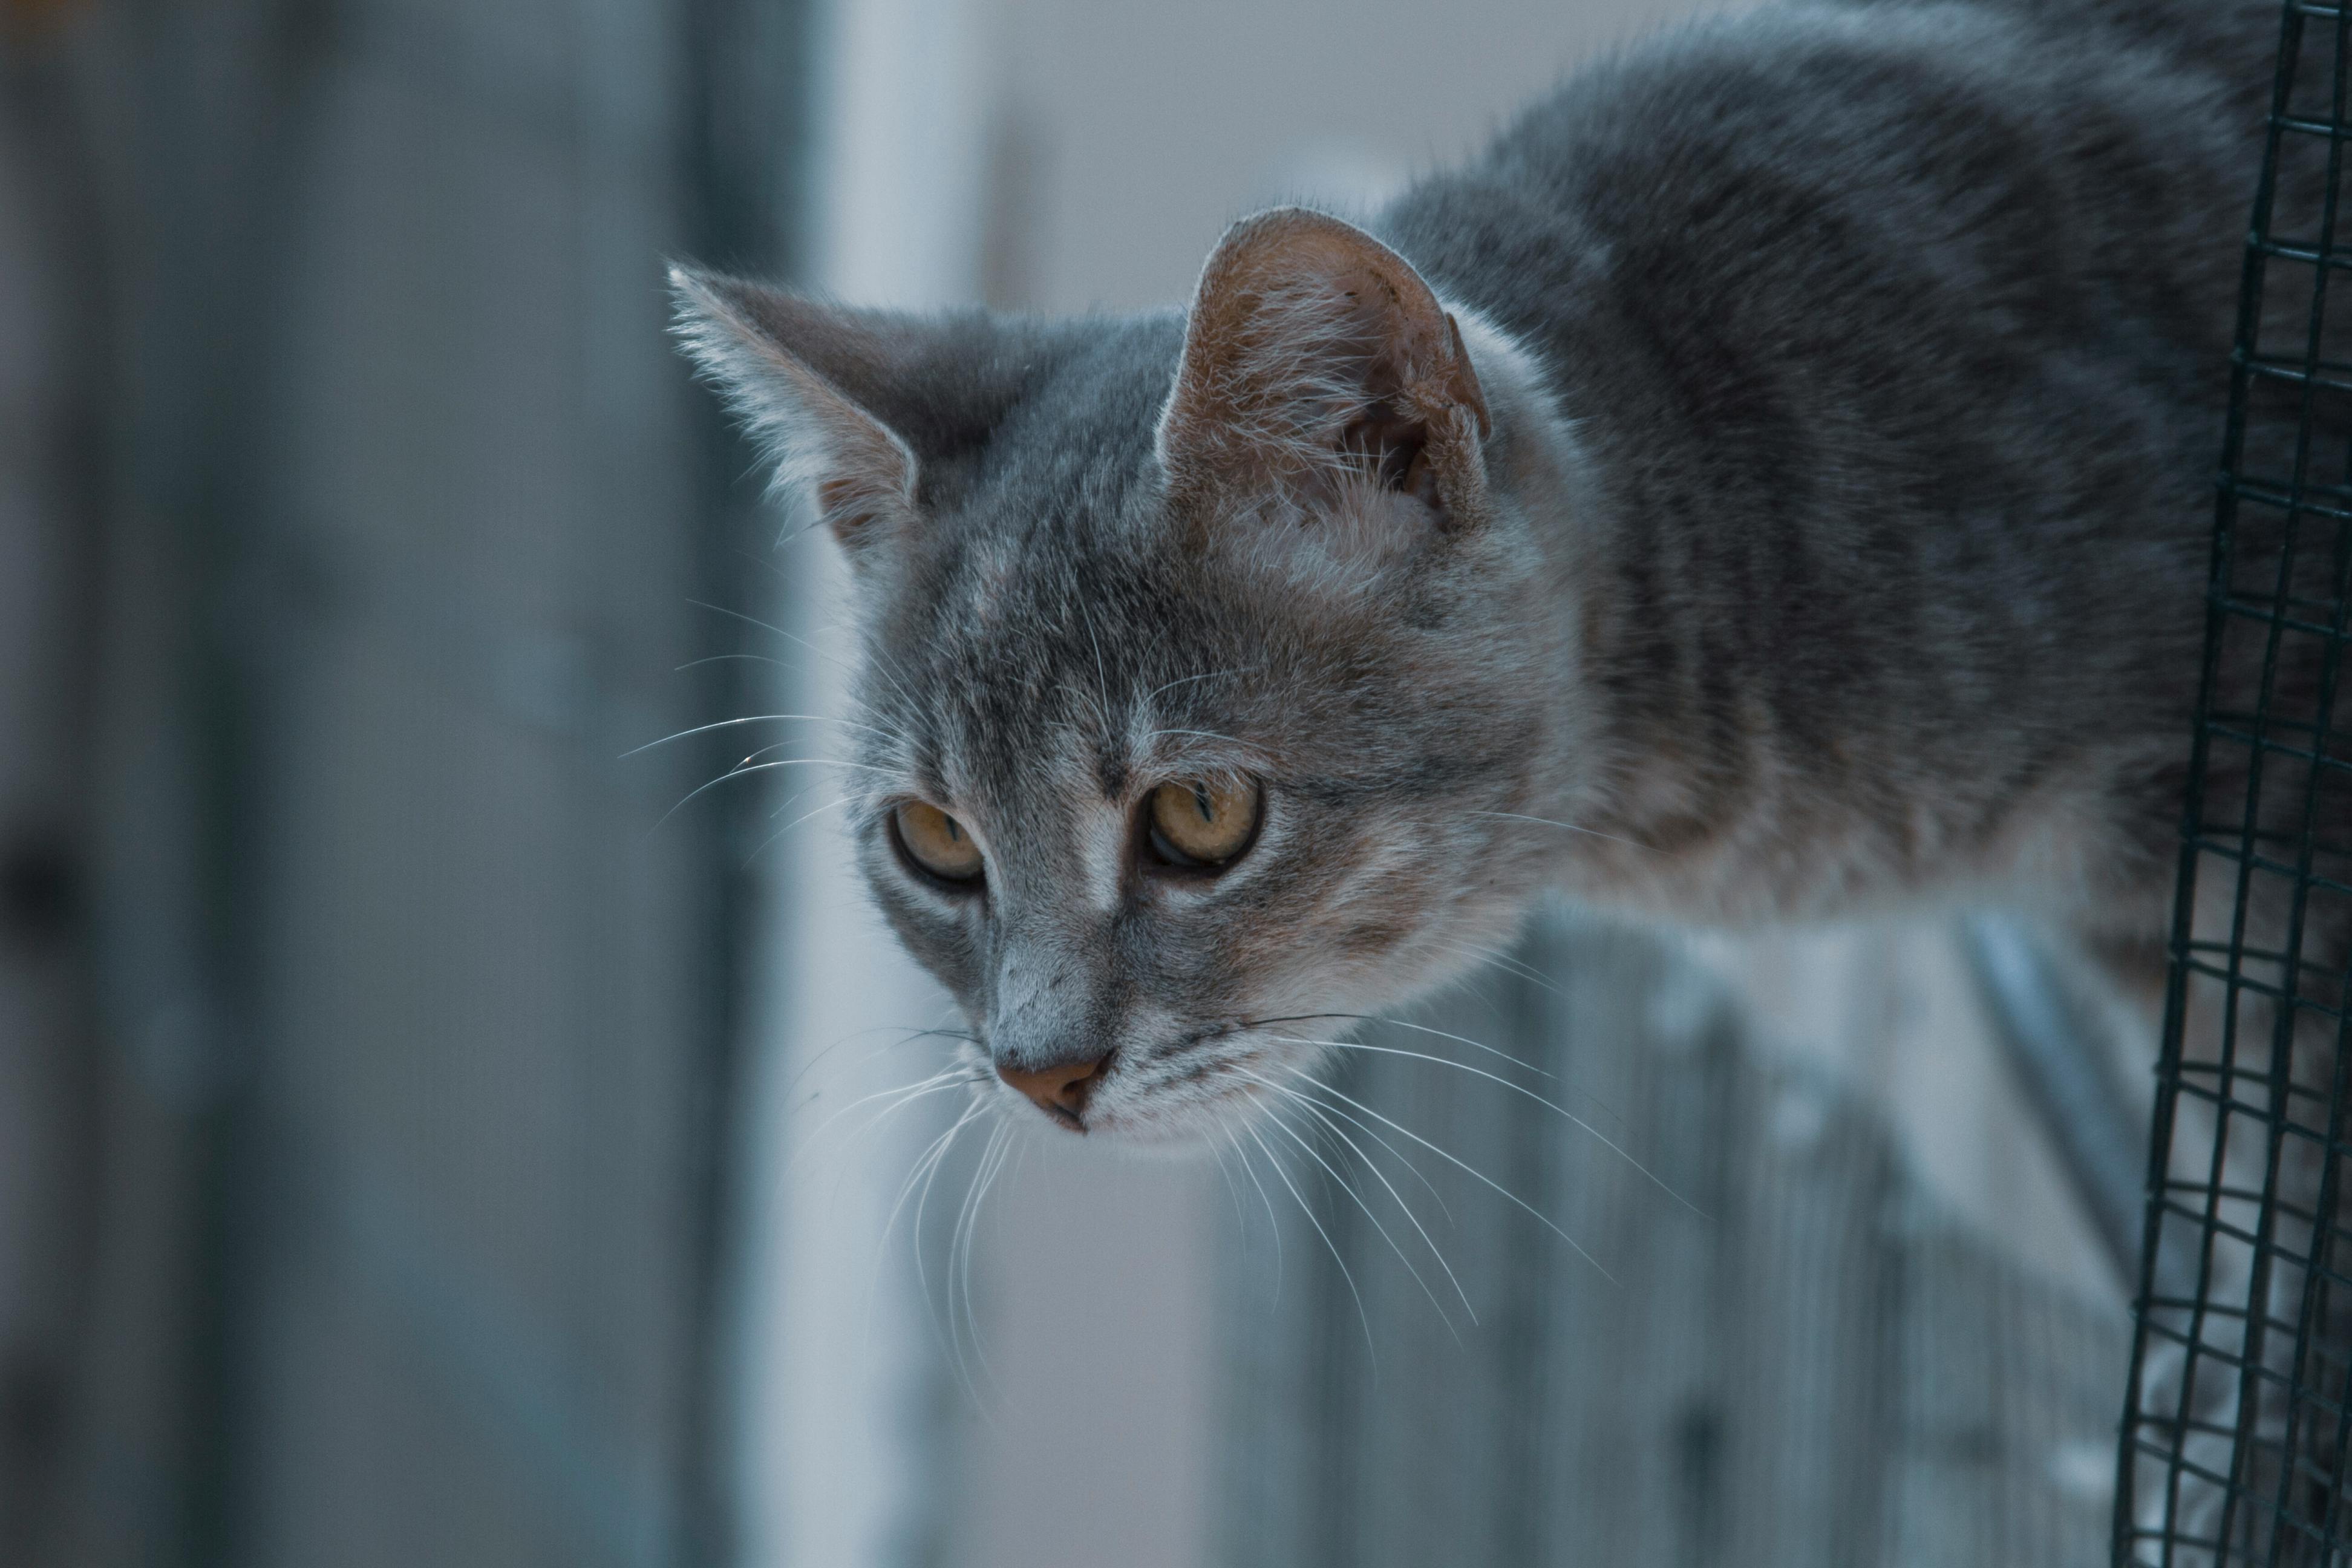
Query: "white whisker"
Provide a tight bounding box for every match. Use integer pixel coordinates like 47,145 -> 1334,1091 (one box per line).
782,1022 -> 976,1107
863,1100 -> 987,1364
1269,1034 -> 1696,1216
744,795 -> 855,867
952,1122 -> 1013,1399
652,754 -> 907,836
1431,936 -> 1579,1007
1469,808 -> 1656,854
795,1062 -> 971,1148
1246,1074 -> 1473,1334
1272,1062 -> 1618,1285
1229,1125 -> 1286,1305
1250,1011 -> 1553,1079
1246,1118 -> 1377,1371
910,1106 -> 988,1405
1209,1132 -> 1250,1233
1252,1067 -> 1454,1223
620,710 -> 901,758
671,650 -> 788,673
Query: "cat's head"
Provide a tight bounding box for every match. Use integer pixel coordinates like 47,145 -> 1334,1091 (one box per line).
673,208 -> 1589,1143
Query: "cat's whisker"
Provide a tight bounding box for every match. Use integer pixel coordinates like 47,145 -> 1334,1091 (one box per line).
619,710 -> 901,759
687,596 -> 799,644
1227,1124 -> 1285,1305
1244,1012 -> 1554,1080
1469,808 -> 1658,854
823,1084 -> 980,1215
690,597 -> 932,728
1429,936 -> 1579,1006
719,738 -> 844,776
730,545 -> 796,590
1269,1061 -> 1618,1286
785,1025 -> 978,1109
652,754 -> 909,836
955,1128 -> 1011,1363
908,1103 -> 990,1403
765,784 -> 816,822
1256,1099 -> 1466,1342
789,1059 -> 972,1150
1207,1129 -> 1251,1234
1268,1033 -> 1696,1217
1357,1005 -> 1630,1128
782,1023 -> 980,1110
862,1100 -> 988,1363
743,795 -> 856,868
671,650 -> 788,673
803,1070 -> 984,1197
1252,1067 -> 1454,1225
1290,1095 -> 1472,1329
820,1066 -> 982,1149
1244,1117 -> 1377,1373
964,1130 -> 1028,1408
950,1122 -> 1013,1402
1241,1070 -> 1475,1333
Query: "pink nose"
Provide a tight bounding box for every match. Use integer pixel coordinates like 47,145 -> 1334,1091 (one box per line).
997,1059 -> 1100,1125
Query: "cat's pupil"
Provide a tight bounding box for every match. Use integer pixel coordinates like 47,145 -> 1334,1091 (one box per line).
1191,784 -> 1214,822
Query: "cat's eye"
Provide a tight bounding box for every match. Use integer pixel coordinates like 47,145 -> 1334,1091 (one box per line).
894,800 -> 984,883
1147,777 -> 1262,869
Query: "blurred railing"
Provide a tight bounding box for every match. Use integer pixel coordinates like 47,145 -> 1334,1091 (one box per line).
1218,916 -> 2134,1567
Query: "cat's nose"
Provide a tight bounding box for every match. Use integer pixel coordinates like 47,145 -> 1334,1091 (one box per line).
996,1056 -> 1102,1126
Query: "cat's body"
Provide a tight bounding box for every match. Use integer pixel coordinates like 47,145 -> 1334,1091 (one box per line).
676,0 -> 2313,1134
1382,0 -> 2268,943
681,0 -> 2343,1545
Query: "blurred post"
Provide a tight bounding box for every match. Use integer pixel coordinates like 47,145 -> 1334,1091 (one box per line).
2,2 -> 811,1564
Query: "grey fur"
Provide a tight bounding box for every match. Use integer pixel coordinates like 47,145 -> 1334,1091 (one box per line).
673,0 -> 2308,1147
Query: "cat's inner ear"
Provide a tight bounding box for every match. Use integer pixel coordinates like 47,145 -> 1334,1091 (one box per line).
669,268 -> 921,556
1156,207 -> 1492,522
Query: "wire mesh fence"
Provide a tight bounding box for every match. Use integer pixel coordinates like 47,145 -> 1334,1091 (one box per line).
2117,3 -> 2352,1563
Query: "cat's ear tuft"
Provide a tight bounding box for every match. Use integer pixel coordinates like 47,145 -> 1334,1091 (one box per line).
1156,207 -> 1491,527
668,266 -> 921,558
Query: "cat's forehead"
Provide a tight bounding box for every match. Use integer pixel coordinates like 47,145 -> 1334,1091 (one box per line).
857,533 -> 1296,842
844,309 -> 1426,799
878,526 -> 1237,790
876,317 -> 1218,709
938,315 -> 1184,556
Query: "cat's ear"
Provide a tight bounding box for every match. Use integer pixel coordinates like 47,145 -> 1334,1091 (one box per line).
669,269 -> 918,556
1157,207 -> 1491,526
671,267 -> 1027,561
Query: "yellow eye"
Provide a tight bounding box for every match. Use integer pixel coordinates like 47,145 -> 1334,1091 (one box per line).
895,800 -> 983,881
1148,777 -> 1261,867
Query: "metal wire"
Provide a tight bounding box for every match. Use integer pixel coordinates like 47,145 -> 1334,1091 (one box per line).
2118,2 -> 2352,1562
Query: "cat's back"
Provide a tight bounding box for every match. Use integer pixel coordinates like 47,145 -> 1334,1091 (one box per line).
1384,0 -> 2269,426
1373,0 -> 2288,914
1377,0 -> 2276,737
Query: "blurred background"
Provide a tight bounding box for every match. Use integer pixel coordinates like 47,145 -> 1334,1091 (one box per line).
0,0 -> 2171,1564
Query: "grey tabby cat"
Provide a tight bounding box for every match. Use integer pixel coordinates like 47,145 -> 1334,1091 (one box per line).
683,0 -> 2352,1549
679,0 -> 2298,1136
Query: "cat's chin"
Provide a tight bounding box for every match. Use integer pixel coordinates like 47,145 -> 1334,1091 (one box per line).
982,1084 -> 1266,1150
1073,1088 -> 1273,1152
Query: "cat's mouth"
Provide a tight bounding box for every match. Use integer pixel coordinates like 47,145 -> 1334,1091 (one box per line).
986,1024 -> 1280,1143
